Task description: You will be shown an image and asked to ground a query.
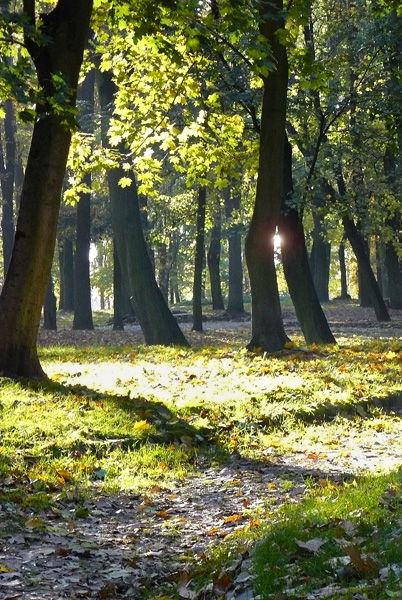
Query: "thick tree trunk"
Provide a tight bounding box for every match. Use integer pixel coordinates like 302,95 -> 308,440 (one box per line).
223,187 -> 244,315
98,71 -> 188,347
207,208 -> 225,310
192,187 -> 206,332
113,239 -> 124,330
73,69 -> 95,330
43,276 -> 57,330
0,0 -> 93,377
279,138 -> 335,345
0,98 -> 16,274
245,0 -> 290,351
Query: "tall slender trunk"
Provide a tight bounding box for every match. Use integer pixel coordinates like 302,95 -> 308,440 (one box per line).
73,67 -> 95,330
245,0 -> 290,351
113,239 -> 124,330
98,70 -> 188,347
224,187 -> 244,315
43,276 -> 57,330
334,167 -> 390,321
0,98 -> 16,274
338,240 -> 350,299
192,187 -> 206,332
207,207 -> 224,310
310,205 -> 330,303
61,237 -> 75,311
0,0 -> 93,377
279,137 -> 335,345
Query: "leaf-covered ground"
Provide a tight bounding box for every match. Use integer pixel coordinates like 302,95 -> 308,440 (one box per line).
1,300 -> 402,600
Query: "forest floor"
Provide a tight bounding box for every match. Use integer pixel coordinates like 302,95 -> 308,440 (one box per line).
1,300 -> 402,600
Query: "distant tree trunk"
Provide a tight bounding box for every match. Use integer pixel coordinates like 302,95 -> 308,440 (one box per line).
279,137 -> 335,345
169,232 -> 181,305
245,0 -> 290,351
192,187 -> 206,332
73,67 -> 95,330
61,238 -> 75,311
357,236 -> 372,307
338,240 -> 350,299
385,241 -> 402,309
0,98 -> 16,274
113,239 -> 124,330
343,217 -> 390,321
43,276 -> 57,330
383,147 -> 402,308
98,71 -> 188,347
224,187 -> 244,315
310,205 -> 330,302
0,0 -> 92,377
157,241 -> 169,303
207,207 -> 224,310
58,244 -> 65,310
335,167 -> 390,322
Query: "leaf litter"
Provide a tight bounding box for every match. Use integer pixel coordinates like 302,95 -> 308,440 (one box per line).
1,301 -> 402,599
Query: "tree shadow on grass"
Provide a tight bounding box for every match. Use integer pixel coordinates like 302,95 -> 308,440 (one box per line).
2,376 -> 402,598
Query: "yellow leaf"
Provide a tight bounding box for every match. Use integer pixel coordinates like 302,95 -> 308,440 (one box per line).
284,341 -> 295,349
133,420 -> 151,432
0,564 -> 14,573
25,517 -> 43,529
223,514 -> 243,523
57,469 -> 73,481
268,483 -> 277,489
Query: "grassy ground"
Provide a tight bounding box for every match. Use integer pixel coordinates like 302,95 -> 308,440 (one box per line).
1,308 -> 402,598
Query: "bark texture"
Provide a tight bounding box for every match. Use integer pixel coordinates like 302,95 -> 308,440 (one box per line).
280,138 -> 335,345
245,0 -> 290,351
224,187 -> 244,315
0,0 -> 93,377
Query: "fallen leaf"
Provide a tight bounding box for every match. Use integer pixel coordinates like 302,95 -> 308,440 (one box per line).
295,538 -> 326,553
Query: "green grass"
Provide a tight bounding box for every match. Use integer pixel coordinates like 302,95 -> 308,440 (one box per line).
1,330 -> 402,597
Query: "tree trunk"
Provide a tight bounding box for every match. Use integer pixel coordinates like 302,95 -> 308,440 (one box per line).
0,0 -> 92,377
61,237 -> 75,311
310,207 -> 330,303
192,187 -> 206,332
334,167 -> 390,322
343,217 -> 390,321
385,241 -> 402,309
223,187 -> 244,315
0,98 -> 16,274
245,0 -> 290,351
43,276 -> 57,330
157,241 -> 169,303
98,70 -> 188,347
357,236 -> 373,307
279,137 -> 335,345
113,239 -> 124,330
73,68 -> 95,330
207,207 -> 225,310
338,240 -> 350,299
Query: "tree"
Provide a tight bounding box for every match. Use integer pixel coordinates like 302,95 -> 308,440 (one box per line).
98,70 -> 189,347
0,0 -> 93,377
192,186 -> 207,331
245,0 -> 290,352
